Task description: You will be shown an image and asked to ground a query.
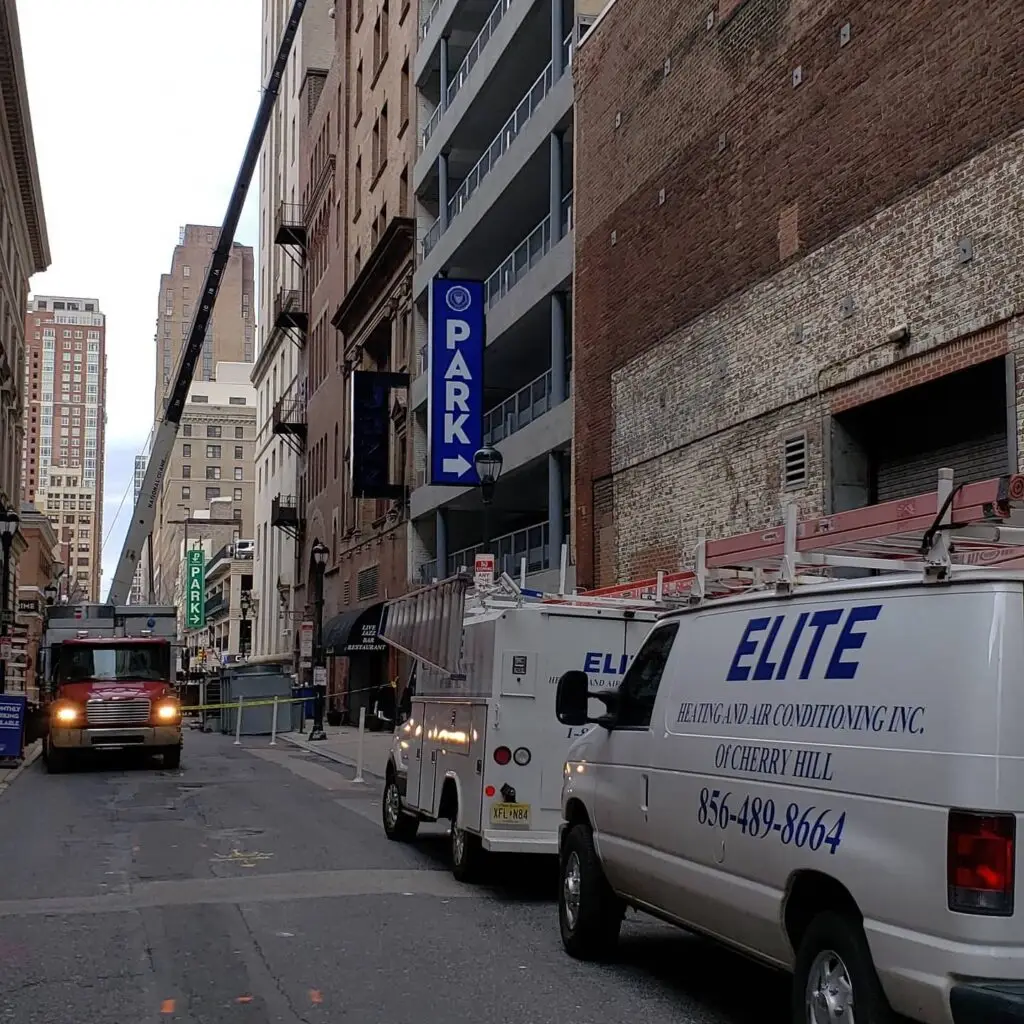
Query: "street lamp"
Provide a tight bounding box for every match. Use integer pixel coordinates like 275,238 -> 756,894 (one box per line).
309,539 -> 330,742
239,589 -> 254,659
43,582 -> 58,606
0,508 -> 19,695
473,446 -> 504,566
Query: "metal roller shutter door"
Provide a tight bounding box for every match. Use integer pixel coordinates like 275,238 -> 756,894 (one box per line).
875,431 -> 1008,503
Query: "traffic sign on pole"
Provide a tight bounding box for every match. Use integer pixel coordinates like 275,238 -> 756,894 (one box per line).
185,549 -> 206,629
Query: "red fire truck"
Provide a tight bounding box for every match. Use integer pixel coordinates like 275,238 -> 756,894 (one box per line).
39,604 -> 182,773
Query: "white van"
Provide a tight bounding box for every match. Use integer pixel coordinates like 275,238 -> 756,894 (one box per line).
555,472 -> 1024,1024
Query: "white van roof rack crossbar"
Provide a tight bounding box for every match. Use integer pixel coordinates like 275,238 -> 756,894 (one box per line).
586,468 -> 1024,604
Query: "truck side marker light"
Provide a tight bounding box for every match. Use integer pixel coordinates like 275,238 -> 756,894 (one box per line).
494,746 -> 512,765
513,747 -> 531,766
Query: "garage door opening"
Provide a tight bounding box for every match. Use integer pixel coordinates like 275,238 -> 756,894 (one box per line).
830,356 -> 1012,513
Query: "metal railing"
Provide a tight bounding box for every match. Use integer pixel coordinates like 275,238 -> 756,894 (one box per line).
205,592 -> 228,619
420,0 -> 442,39
274,202 -> 306,239
483,369 -> 556,445
446,0 -> 513,110
448,520 -> 552,577
421,105 -> 443,151
483,190 -> 573,310
423,32 -> 571,258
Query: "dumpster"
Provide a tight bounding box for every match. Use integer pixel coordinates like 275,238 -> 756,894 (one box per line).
219,665 -> 295,736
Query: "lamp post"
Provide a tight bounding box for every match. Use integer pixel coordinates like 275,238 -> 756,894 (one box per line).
309,539 -> 329,742
0,508 -> 20,695
239,589 -> 254,660
43,582 -> 58,606
473,446 -> 504,572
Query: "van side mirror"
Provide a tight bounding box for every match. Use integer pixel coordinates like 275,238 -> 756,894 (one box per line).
556,670 -> 591,725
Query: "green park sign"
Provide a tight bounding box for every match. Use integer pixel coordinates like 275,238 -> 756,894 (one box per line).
185,549 -> 206,629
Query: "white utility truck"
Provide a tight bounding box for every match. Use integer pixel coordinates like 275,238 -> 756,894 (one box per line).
379,571 -> 663,881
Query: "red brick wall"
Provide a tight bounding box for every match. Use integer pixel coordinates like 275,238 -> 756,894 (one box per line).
573,0 -> 1024,587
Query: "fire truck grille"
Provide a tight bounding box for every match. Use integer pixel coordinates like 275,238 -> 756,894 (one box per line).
85,698 -> 152,726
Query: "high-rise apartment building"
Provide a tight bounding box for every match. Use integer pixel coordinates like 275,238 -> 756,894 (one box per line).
153,225 -> 255,414
252,0 -> 333,666
22,296 -> 106,601
152,362 -> 257,605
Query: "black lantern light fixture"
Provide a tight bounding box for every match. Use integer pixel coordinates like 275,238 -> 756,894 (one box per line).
43,582 -> 58,606
473,445 -> 503,504
0,508 -> 19,695
309,539 -> 330,742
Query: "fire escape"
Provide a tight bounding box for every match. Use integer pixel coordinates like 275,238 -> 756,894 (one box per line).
270,201 -> 308,547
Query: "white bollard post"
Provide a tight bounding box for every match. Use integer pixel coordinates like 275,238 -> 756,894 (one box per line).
234,695 -> 244,745
270,696 -> 279,746
353,705 -> 366,784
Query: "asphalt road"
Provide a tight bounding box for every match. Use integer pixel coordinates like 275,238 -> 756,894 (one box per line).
0,731 -> 788,1023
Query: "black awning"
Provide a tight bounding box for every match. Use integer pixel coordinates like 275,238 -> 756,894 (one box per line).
323,602 -> 387,656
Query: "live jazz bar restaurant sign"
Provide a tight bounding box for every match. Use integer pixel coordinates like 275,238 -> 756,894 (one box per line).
428,278 -> 485,486
185,549 -> 206,630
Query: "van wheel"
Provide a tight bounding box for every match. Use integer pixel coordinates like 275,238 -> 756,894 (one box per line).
450,807 -> 482,882
792,912 -> 895,1024
559,823 -> 624,960
382,778 -> 419,842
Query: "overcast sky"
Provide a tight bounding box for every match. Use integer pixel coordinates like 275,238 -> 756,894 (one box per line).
17,0 -> 262,598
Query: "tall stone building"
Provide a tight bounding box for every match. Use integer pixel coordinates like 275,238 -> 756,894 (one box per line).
151,227 -> 255,602
572,0 -> 1024,588
252,0 -> 333,667
22,296 -> 107,601
0,0 -> 50,607
152,362 -> 256,605
153,225 -> 255,412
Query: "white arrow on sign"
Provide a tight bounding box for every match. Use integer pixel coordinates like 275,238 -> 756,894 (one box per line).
442,455 -> 471,477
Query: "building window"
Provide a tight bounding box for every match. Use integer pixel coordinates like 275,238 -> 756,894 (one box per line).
234,446 -> 243,459
181,486 -> 191,500
234,467 -> 243,481
355,60 -> 363,121
229,396 -> 246,406
400,59 -> 409,128
206,466 -> 221,480
192,394 -> 208,403
206,487 -> 221,500
353,157 -> 362,219
183,265 -> 190,278
182,465 -> 191,478
234,487 -> 243,501
182,424 -> 192,437
233,508 -> 242,521
235,426 -> 244,439
182,444 -> 191,457
207,425 -> 222,438
206,444 -> 221,458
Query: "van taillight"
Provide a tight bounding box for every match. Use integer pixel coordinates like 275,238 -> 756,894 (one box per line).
947,810 -> 1016,916
493,746 -> 512,766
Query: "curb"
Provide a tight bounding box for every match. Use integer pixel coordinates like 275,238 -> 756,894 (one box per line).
0,741 -> 42,799
277,733 -> 386,783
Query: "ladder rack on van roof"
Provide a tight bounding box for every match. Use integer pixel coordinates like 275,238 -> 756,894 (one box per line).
586,468 -> 1024,605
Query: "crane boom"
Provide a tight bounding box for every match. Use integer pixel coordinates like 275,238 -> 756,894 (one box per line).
106,0 -> 308,606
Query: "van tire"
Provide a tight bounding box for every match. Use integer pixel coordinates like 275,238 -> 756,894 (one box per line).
559,824 -> 624,960
791,912 -> 895,1024
450,808 -> 483,883
382,778 -> 419,842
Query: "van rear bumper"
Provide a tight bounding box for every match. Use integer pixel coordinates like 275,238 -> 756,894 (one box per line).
950,980 -> 1024,1023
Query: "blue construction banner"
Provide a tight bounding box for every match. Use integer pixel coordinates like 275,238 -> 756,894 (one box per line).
428,278 -> 485,486
0,694 -> 26,759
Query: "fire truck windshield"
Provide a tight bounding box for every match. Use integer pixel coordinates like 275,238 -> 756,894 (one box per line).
57,643 -> 170,683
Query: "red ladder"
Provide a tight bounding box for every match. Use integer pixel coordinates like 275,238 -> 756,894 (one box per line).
585,469 -> 1024,602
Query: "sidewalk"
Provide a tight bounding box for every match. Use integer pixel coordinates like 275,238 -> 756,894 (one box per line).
279,724 -> 393,780
0,740 -> 42,799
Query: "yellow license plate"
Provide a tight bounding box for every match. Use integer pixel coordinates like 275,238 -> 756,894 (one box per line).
490,802 -> 531,826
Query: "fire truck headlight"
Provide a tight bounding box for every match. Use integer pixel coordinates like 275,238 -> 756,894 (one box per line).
54,706 -> 78,724
156,703 -> 180,721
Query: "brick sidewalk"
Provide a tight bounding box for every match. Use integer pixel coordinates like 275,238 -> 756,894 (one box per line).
279,724 -> 394,779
